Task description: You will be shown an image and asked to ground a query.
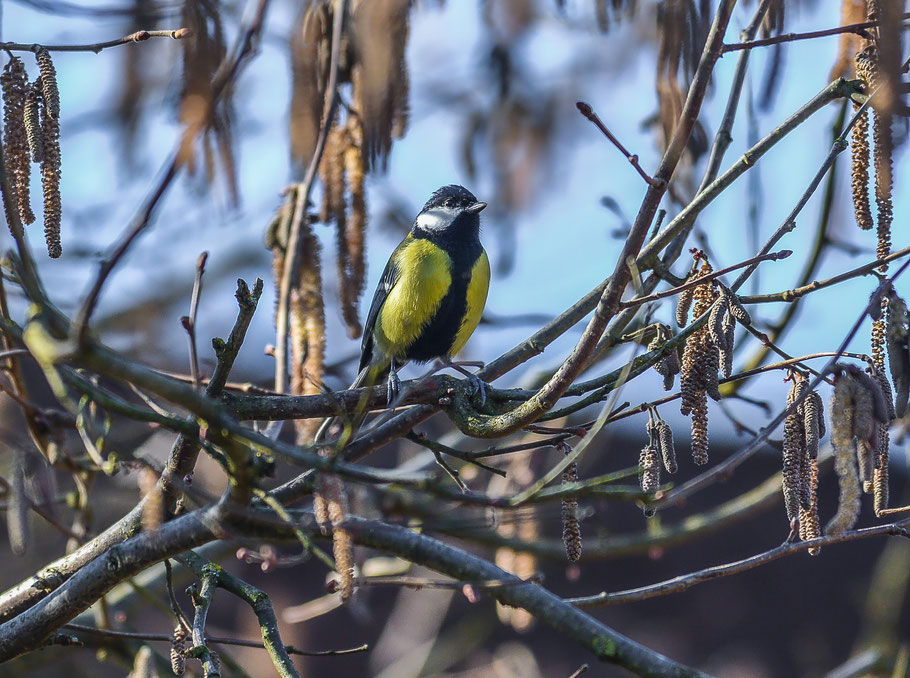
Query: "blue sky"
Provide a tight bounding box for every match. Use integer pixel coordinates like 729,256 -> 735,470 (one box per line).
5,1 -> 907,447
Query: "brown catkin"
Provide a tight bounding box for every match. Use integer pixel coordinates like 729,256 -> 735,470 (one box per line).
639,444 -> 660,516
661,354 -> 680,391
869,367 -> 892,515
170,625 -> 187,675
851,44 -> 874,231
2,57 -> 35,225
680,334 -> 699,416
852,366 -> 890,425
873,98 -> 893,271
871,364 -> 896,421
340,115 -> 367,338
868,68 -> 893,272
827,372 -> 862,535
39,85 -> 62,258
318,123 -> 344,224
24,81 -> 43,164
648,325 -> 680,391
803,389 -> 823,460
871,316 -> 886,376
782,377 -> 808,522
856,438 -> 875,486
679,257 -> 717,464
702,340 -> 722,402
798,458 -> 821,556
658,420 -> 677,473
561,459 -> 581,562
873,434 -> 889,515
720,311 -> 735,379
690,391 -> 709,465
851,371 -> 876,441
850,104 -> 873,230
676,285 -> 694,327
289,220 -> 326,442
35,48 -> 59,119
313,493 -> 330,532
317,473 -> 355,602
708,297 -> 728,350
725,290 -> 751,325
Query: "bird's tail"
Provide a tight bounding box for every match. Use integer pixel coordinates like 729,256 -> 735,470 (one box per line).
313,361 -> 388,447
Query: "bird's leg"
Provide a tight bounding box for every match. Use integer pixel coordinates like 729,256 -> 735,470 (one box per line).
438,358 -> 490,407
386,358 -> 401,404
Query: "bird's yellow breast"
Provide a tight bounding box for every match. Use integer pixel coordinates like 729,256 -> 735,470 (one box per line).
374,237 -> 452,356
450,250 -> 490,356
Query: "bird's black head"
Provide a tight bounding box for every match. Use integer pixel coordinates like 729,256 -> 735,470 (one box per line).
414,185 -> 486,239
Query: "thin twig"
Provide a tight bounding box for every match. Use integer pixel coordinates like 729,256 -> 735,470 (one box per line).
721,15 -> 910,53
0,29 -> 191,54
568,518 -> 910,606
62,622 -> 367,656
358,573 -> 543,590
576,101 -> 660,187
741,244 -> 910,304
620,249 -> 791,309
568,664 -> 590,678
181,252 -> 208,391
406,431 -> 507,477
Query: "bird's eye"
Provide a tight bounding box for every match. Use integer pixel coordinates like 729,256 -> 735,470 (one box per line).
445,198 -> 455,208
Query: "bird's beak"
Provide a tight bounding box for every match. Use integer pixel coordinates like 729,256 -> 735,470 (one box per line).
465,201 -> 487,214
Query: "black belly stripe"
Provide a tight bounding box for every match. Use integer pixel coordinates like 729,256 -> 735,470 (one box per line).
403,225 -> 482,363
404,269 -> 471,362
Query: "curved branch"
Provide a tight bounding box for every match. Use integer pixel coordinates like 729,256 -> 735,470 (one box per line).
343,517 -> 709,677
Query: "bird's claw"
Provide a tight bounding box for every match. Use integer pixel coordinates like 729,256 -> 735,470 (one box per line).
466,372 -> 490,408
387,369 -> 401,404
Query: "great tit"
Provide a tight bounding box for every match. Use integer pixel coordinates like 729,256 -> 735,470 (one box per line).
354,184 -> 490,400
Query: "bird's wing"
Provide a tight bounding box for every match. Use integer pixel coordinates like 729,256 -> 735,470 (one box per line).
359,238 -> 404,373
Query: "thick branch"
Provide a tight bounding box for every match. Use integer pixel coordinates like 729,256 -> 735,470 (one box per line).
343,517 -> 709,677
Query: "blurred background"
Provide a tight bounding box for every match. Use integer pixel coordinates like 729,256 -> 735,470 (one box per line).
2,0 -> 909,676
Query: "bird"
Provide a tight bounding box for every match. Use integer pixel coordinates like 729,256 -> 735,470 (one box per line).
319,184 -> 490,443
359,183 -> 490,396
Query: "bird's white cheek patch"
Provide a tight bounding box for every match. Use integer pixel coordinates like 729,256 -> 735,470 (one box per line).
416,208 -> 453,231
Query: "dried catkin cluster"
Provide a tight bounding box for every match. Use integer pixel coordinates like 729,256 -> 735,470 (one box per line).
170,625 -> 187,675
639,408 -> 677,516
0,51 -> 62,258
827,365 -> 892,535
708,282 -> 752,379
315,472 -> 355,602
291,1 -> 410,171
1,57 -> 33,225
560,448 -> 581,562
178,1 -> 238,203
647,323 -> 681,391
851,53 -> 873,232
319,115 -> 368,338
870,363 -> 894,515
266,190 -> 327,444
677,255 -> 720,465
290,2 -> 409,338
780,372 -> 825,554
850,0 -> 901,275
